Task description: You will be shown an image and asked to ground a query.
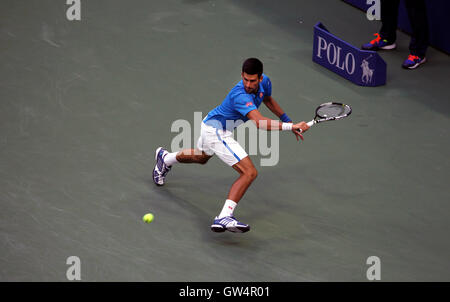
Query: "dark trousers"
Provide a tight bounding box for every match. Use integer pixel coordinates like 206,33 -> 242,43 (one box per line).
380,0 -> 429,57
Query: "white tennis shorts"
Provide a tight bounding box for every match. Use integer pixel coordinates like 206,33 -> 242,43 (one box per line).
197,122 -> 248,166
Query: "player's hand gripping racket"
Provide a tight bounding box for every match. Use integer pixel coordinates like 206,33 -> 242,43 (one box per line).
296,102 -> 352,133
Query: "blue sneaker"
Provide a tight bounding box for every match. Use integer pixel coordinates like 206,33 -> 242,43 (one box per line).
402,54 -> 427,69
361,33 -> 396,51
211,216 -> 250,233
152,147 -> 171,186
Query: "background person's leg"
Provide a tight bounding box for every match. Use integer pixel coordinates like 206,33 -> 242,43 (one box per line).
404,0 -> 429,58
380,0 -> 401,43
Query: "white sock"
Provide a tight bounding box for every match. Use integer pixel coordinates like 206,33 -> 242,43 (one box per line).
218,199 -> 237,218
163,152 -> 179,166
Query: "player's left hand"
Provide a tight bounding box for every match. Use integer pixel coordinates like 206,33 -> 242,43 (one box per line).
288,121 -> 304,141
292,129 -> 304,141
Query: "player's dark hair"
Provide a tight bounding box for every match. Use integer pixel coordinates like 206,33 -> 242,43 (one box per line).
242,58 -> 263,77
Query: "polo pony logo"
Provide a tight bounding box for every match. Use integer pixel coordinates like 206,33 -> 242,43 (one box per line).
245,102 -> 253,107
361,55 -> 375,84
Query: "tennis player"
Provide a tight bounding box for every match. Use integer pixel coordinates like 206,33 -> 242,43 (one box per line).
153,58 -> 309,233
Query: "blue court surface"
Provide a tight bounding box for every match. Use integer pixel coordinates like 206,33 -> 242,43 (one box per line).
1,0 -> 449,282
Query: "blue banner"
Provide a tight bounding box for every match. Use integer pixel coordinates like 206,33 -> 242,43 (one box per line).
312,22 -> 387,87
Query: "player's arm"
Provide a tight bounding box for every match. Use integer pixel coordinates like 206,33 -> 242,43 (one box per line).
263,96 -> 286,119
263,96 -> 305,140
247,109 -> 309,133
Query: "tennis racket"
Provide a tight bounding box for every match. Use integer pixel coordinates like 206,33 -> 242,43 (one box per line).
297,102 -> 352,133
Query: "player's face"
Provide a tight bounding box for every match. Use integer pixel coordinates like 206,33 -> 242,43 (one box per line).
242,72 -> 262,94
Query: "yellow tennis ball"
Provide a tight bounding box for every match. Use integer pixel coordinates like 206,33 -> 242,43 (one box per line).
143,213 -> 154,223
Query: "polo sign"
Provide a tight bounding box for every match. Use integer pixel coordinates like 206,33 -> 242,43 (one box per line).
313,22 -> 386,86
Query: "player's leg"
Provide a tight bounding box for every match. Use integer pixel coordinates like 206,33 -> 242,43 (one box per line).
211,157 -> 257,233
152,147 -> 212,185
173,148 -> 212,164
209,130 -> 252,233
227,156 -> 258,203
153,121 -> 214,186
213,156 -> 257,220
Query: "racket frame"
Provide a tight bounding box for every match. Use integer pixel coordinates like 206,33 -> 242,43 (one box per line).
297,102 -> 351,133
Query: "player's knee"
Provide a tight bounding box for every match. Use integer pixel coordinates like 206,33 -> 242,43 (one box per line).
245,168 -> 258,181
251,169 -> 258,180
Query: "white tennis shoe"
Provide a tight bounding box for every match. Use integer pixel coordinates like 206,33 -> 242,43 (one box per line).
211,216 -> 250,233
152,147 -> 171,186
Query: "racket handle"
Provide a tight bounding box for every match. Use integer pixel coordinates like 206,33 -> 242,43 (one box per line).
296,120 -> 315,134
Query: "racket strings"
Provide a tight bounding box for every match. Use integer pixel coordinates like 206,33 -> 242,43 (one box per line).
317,104 -> 350,118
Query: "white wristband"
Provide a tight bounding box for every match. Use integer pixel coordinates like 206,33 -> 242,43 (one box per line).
281,123 -> 293,131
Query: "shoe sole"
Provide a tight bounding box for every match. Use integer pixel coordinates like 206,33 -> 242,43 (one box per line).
153,147 -> 164,186
379,43 -> 396,50
211,225 -> 227,233
404,57 -> 427,69
362,43 -> 396,51
228,226 -> 250,233
155,147 -> 162,161
210,224 -> 250,233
